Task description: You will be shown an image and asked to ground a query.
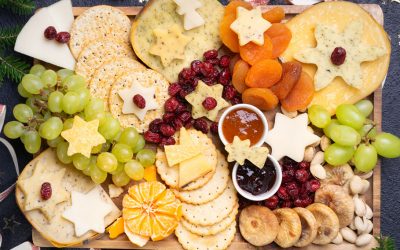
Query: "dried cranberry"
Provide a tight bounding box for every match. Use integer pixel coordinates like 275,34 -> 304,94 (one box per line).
295,169 -> 310,183
193,118 -> 209,134
231,95 -> 242,105
184,118 -> 194,128
200,62 -> 214,77
178,111 -> 192,123
175,102 -> 187,113
144,131 -> 161,143
302,196 -> 313,207
223,85 -> 236,100
179,68 -> 195,81
190,60 -> 203,75
331,47 -> 346,66
206,58 -> 220,66
172,118 -> 184,130
203,49 -> 218,60
202,77 -> 215,85
210,122 -> 218,135
160,124 -> 176,137
202,97 -> 217,110
149,118 -> 163,133
44,26 -> 57,40
281,200 -> 293,208
306,179 -> 321,193
164,97 -> 179,112
160,136 -> 176,146
179,84 -> 195,98
219,55 -> 230,68
55,32 -> 71,43
294,198 -> 305,207
191,77 -> 200,87
40,182 -> 52,200
218,68 -> 231,86
264,195 -> 279,210
168,83 -> 181,96
299,161 -> 310,169
162,112 -> 175,123
287,187 -> 299,199
282,169 -> 295,183
277,186 -> 290,201
133,94 -> 146,109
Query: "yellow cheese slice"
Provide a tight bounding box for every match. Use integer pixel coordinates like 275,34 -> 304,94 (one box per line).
164,145 -> 201,166
179,154 -> 213,188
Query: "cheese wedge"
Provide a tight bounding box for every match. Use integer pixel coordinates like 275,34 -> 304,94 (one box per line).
179,154 -> 213,188
164,145 -> 201,167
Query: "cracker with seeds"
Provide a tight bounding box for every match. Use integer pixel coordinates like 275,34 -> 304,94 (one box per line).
69,5 -> 131,59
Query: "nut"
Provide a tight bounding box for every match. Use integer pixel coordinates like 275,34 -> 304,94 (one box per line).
350,175 -> 364,194
332,232 -> 343,244
304,146 -> 315,162
281,107 -> 298,118
365,204 -> 373,219
320,135 -> 331,151
354,216 -> 367,234
363,219 -> 373,234
311,151 -> 325,166
360,180 -> 370,194
349,218 -> 356,230
353,195 -> 367,217
355,234 -> 373,247
310,164 -> 327,180
340,227 -> 357,243
356,170 -> 374,180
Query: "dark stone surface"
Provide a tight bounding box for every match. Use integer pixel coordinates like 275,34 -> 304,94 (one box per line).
0,0 -> 399,249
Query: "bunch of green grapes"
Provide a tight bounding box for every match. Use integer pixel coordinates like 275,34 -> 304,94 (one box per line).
4,64 -> 156,186
308,100 -> 400,172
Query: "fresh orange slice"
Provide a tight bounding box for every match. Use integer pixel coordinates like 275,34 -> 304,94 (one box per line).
107,217 -> 124,239
143,165 -> 157,182
122,181 -> 181,241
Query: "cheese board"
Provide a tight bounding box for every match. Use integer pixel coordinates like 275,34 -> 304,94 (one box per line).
26,4 -> 385,249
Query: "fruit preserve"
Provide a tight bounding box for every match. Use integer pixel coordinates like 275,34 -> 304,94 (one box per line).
222,107 -> 264,145
236,158 -> 276,196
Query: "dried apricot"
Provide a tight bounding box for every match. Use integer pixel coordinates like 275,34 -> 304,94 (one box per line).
239,34 -> 273,65
224,0 -> 252,16
265,23 -> 292,58
242,88 -> 279,111
245,59 -> 282,88
281,71 -> 315,112
262,7 -> 285,23
220,13 -> 240,53
271,61 -> 302,100
232,59 -> 250,93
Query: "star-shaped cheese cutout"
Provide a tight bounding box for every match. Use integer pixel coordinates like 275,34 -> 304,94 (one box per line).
225,136 -> 269,169
61,116 -> 106,158
185,81 -> 230,121
265,113 -> 320,162
118,84 -> 159,121
62,186 -> 112,237
17,159 -> 69,221
294,21 -> 387,91
230,7 -> 271,46
174,0 -> 205,30
149,25 -> 191,67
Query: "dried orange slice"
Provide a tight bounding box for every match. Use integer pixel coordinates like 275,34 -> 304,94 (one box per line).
122,181 -> 182,241
107,217 -> 125,239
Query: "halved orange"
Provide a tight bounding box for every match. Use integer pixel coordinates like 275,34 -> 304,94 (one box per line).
122,181 -> 181,241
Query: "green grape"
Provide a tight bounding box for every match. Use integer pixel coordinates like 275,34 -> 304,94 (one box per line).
308,105 -> 331,128
83,156 -> 96,176
354,100 -> 373,117
72,154 -> 91,170
21,130 -> 41,154
41,70 -> 57,87
62,91 -> 80,114
63,118 -> 74,131
90,163 -> 108,184
21,74 -> 44,94
357,124 -> 377,139
330,125 -> 361,146
136,149 -> 156,167
85,111 -> 106,124
43,111 -> 52,121
4,121 -> 25,139
47,136 -> 63,148
29,64 -> 46,76
132,135 -> 145,153
372,132 -> 400,158
323,119 -> 340,138
76,88 -> 90,111
118,127 -> 139,149
97,152 -> 118,172
112,143 -> 133,163
336,104 -> 365,130
354,144 -> 378,172
62,75 -> 86,91
13,104 -> 33,123
17,83 -> 32,98
25,97 -> 39,113
124,160 -> 144,181
91,141 -> 111,154
39,117 -> 63,140
57,141 -> 72,164
57,69 -> 74,81
112,171 -> 131,187
48,91 -> 64,113
110,162 -> 124,175
84,98 -> 105,120
99,116 -> 121,140
324,143 -> 355,166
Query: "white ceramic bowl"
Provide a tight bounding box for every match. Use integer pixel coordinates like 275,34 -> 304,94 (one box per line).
232,155 -> 282,201
218,104 -> 268,147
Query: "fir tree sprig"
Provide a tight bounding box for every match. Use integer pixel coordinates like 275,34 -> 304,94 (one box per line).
0,53 -> 30,84
373,235 -> 396,250
0,26 -> 21,50
0,0 -> 35,15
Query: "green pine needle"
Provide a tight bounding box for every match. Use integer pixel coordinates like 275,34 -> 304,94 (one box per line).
0,0 -> 35,15
0,53 -> 30,84
0,26 -> 21,50
373,235 -> 396,250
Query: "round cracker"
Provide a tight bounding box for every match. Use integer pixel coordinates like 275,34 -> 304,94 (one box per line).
155,129 -> 218,190
174,150 -> 229,204
108,69 -> 169,132
182,180 -> 237,226
89,57 -> 145,110
175,220 -> 236,250
75,39 -> 135,82
181,203 -> 238,236
69,5 -> 131,58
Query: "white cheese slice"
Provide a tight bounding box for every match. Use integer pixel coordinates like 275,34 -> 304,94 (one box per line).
47,0 -> 74,32
173,0 -> 205,30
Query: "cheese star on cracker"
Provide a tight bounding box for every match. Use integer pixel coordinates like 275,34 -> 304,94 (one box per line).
174,0 -> 205,30
17,159 -> 69,221
149,25 -> 191,67
294,21 -> 387,91
265,113 -> 320,162
230,7 -> 271,46
185,80 -> 230,121
118,83 -> 159,121
225,136 -> 269,169
61,116 -> 106,158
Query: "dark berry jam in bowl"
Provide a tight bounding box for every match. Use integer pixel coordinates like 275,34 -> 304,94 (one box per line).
218,104 -> 268,147
232,155 -> 282,201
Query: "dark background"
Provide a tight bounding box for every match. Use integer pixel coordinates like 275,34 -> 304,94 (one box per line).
0,0 -> 399,249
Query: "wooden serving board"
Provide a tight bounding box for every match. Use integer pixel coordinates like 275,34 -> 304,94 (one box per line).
32,4 -> 383,249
